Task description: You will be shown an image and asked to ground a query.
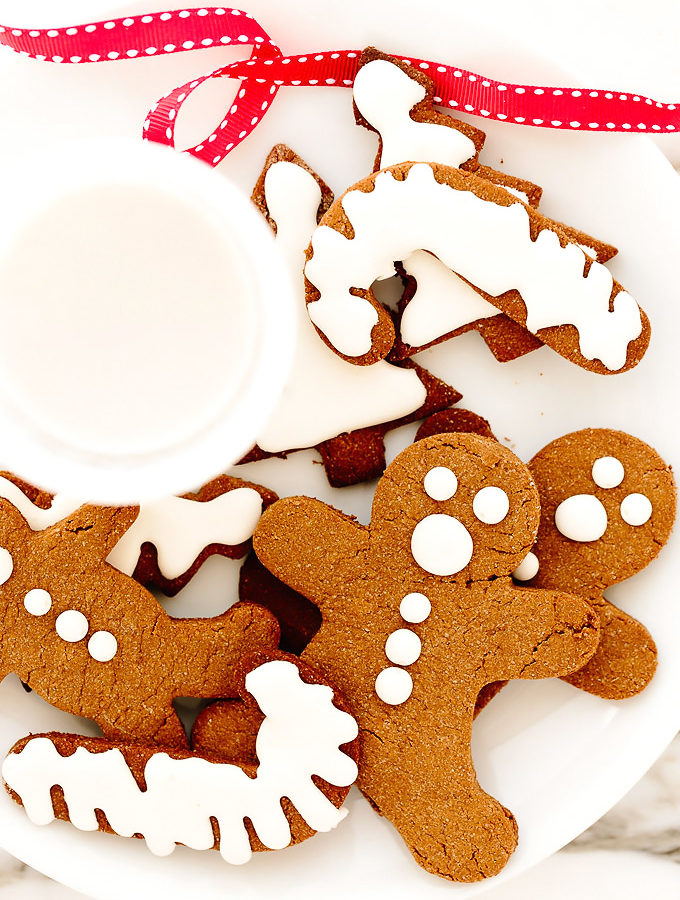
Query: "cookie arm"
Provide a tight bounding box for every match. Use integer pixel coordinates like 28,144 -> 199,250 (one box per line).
253,497 -> 368,605
481,586 -> 600,683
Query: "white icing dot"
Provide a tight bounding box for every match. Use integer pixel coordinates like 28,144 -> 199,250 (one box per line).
423,466 -> 458,501
88,631 -> 118,662
620,493 -> 652,526
0,547 -> 12,585
473,486 -> 510,524
592,456 -> 624,489
512,552 -> 539,582
399,592 -> 431,623
555,495 -> 608,542
385,629 -> 421,666
375,667 -> 413,705
55,610 -> 88,643
23,589 -> 52,616
411,514 -> 473,576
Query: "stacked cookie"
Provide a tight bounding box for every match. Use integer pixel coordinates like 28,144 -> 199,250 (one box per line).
0,48 -> 675,885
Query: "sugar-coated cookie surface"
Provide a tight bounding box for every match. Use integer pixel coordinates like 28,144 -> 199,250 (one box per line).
524,428 -> 676,699
3,656 -> 359,864
253,433 -> 600,881
305,162 -> 649,373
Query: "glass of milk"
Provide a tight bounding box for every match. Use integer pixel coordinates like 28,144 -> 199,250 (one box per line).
0,137 -> 296,503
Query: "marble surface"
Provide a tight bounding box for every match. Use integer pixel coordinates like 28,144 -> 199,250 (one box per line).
0,0 -> 679,896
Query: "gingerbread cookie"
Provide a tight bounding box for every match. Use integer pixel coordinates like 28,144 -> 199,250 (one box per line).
253,433 -> 600,881
3,654 -> 359,864
305,162 -> 647,373
517,428 -> 676,699
0,471 -> 275,596
352,49 -> 618,364
0,499 -> 279,747
239,145 -> 460,487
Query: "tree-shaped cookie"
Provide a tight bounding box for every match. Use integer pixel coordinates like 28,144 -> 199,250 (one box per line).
253,433 -> 600,881
239,144 -> 460,487
0,500 -> 280,747
515,428 -> 676,699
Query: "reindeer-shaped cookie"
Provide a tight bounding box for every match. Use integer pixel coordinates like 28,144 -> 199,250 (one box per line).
253,433 -> 600,882
0,500 -> 279,747
516,428 -> 676,699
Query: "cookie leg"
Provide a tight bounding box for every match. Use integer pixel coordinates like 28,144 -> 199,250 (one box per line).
563,598 -> 657,699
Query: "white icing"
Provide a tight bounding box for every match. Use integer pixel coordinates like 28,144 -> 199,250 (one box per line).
473,486 -> 510,525
384,629 -> 421,666
555,494 -> 608,542
352,59 -> 476,169
88,631 -> 118,663
306,164 -> 642,370
399,592 -> 431,623
255,161 -> 426,452
411,513 -> 473,576
0,478 -> 80,529
55,610 -> 88,643
505,186 -> 530,203
592,456 -> 625,489
620,493 -> 652,526
423,466 -> 458,501
23,589 -> 51,616
0,547 -> 12,585
107,489 -> 263,580
2,660 -> 358,864
400,250 -> 497,348
374,667 -> 413,705
512,551 -> 539,582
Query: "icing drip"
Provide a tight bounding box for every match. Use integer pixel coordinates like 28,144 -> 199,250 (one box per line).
352,59 -> 476,169
620,493 -> 652,526
555,495 -> 608,542
2,661 -> 359,864
306,164 -> 642,369
374,666 -> 413,705
411,513 -> 473,576
512,552 -> 539,582
256,161 -> 426,452
423,466 -> 458,501
592,456 -> 625,489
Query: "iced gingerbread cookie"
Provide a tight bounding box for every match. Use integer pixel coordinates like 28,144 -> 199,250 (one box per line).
305,161 -> 648,373
240,144 -> 460,487
516,428 -> 676,699
253,433 -> 600,881
352,48 -> 618,363
3,654 -> 359,864
0,499 -> 280,747
0,471 -> 276,596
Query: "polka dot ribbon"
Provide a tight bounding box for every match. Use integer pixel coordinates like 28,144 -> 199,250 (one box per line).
0,6 -> 677,168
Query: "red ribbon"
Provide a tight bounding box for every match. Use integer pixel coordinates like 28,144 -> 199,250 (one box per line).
0,6 -> 677,168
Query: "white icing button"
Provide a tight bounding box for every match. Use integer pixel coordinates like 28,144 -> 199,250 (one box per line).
375,667 -> 413,705
23,589 -> 52,616
592,456 -> 625,489
385,629 -> 421,666
472,486 -> 510,524
88,631 -> 118,662
400,592 -> 431,623
55,610 -> 88,643
423,466 -> 458,501
620,493 -> 652,526
555,494 -> 608,542
512,552 -> 539,582
0,547 -> 13,585
411,514 -> 473,576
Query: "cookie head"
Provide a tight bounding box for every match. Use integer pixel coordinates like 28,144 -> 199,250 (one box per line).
528,429 -> 676,590
371,433 -> 540,581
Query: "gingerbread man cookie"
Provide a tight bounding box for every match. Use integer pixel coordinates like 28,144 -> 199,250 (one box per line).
516,428 -> 676,699
0,499 -> 279,747
253,433 -> 600,881
304,162 -> 647,374
240,144 -> 460,487
3,653 -> 359,864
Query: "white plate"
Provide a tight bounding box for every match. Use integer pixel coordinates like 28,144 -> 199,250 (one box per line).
0,1 -> 678,897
